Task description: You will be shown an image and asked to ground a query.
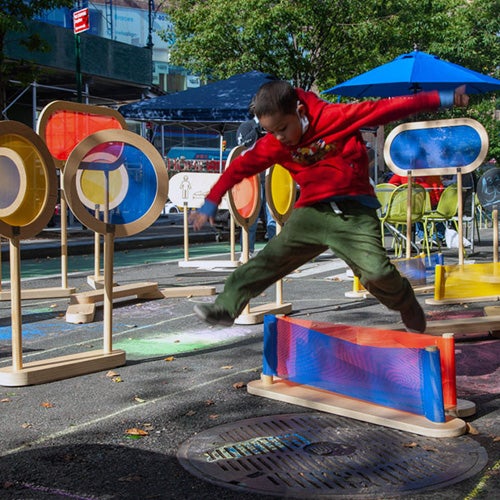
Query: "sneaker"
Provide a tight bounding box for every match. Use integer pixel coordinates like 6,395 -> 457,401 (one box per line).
400,299 -> 427,333
194,303 -> 234,326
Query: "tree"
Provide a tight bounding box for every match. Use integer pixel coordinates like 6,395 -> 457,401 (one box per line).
162,0 -> 499,160
0,0 -> 74,118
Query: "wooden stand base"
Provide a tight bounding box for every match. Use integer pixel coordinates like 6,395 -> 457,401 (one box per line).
0,349 -> 126,386
0,287 -> 75,301
426,294 -> 500,305
66,283 -> 215,323
178,259 -> 240,269
247,377 -> 466,438
235,302 -> 293,325
448,398 -> 477,418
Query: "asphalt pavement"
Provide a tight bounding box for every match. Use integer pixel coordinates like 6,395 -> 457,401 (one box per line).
0,218 -> 498,499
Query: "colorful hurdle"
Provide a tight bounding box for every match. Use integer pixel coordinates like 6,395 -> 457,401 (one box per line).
248,315 -> 466,438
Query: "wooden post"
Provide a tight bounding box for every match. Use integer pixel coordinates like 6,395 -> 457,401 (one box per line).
493,209 -> 499,263
183,202 -> 189,261
60,177 -> 69,289
10,234 -> 22,371
93,205 -> 101,281
457,169 -> 464,265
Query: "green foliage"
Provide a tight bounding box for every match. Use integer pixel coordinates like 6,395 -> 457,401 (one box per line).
162,0 -> 499,159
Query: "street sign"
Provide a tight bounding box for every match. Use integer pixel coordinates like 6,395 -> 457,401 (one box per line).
73,8 -> 90,34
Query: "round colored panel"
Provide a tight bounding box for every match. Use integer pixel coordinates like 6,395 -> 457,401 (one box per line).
384,118 -> 488,177
476,168 -> 500,213
0,122 -> 57,239
265,164 -> 296,224
63,129 -> 168,237
226,146 -> 261,228
37,101 -> 126,166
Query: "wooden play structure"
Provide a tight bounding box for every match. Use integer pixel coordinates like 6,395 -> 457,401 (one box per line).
0,121 -> 124,386
248,315 -> 467,438
230,157 -> 295,324
169,170 -> 239,269
425,168 -> 500,307
383,118 -> 488,263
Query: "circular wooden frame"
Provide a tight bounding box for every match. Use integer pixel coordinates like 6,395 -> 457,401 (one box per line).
37,100 -> 127,169
0,121 -> 57,240
265,164 -> 296,225
226,145 -> 261,228
63,129 -> 168,237
384,118 -> 488,177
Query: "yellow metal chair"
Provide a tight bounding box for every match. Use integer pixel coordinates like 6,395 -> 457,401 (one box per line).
380,183 -> 427,257
375,183 -> 397,217
421,184 -> 459,260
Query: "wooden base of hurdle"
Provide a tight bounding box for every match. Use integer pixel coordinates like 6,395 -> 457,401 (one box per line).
0,287 -> 75,301
248,375 -> 466,438
66,282 -> 216,324
0,349 -> 125,387
235,302 -> 292,325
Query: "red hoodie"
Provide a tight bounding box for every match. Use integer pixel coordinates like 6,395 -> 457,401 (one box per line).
206,89 -> 442,208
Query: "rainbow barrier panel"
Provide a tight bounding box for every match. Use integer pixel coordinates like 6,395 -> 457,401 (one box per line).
247,315 -> 467,437
234,163 -> 296,324
427,262 -> 500,305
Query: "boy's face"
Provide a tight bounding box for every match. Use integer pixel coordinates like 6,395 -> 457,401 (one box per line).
259,104 -> 305,147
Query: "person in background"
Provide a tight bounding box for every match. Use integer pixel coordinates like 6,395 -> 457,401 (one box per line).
236,116 -> 276,257
190,80 -> 468,332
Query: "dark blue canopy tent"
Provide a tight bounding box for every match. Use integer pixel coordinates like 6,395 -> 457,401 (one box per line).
119,70 -> 277,131
119,71 -> 277,168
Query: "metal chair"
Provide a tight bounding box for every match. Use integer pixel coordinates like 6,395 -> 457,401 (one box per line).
375,183 -> 397,217
380,183 -> 427,257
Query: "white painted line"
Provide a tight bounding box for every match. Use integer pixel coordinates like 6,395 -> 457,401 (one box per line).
287,259 -> 347,278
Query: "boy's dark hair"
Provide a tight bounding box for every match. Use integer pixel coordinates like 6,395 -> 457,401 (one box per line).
251,80 -> 298,118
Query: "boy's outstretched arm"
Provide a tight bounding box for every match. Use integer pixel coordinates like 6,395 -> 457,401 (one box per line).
189,199 -> 217,231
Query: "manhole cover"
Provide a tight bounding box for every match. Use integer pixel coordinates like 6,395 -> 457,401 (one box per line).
177,413 -> 487,498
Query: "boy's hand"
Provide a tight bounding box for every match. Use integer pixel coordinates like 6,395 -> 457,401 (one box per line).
454,85 -> 469,107
189,211 -> 213,231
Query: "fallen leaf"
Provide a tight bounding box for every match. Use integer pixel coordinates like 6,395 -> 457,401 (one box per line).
125,428 -> 149,436
185,410 -> 196,416
205,399 -> 215,406
466,422 -> 479,435
403,442 -> 418,448
106,370 -> 119,378
221,365 -> 233,370
209,414 -> 219,420
21,422 -> 32,429
1,398 -> 11,403
232,381 -> 246,389
493,436 -> 500,442
111,376 -> 123,383
40,401 -> 54,408
164,356 -> 175,362
134,396 -> 146,403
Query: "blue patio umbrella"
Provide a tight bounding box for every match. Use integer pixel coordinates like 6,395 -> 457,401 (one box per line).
323,50 -> 500,97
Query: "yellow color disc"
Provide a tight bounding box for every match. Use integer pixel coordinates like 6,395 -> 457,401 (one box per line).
0,136 -> 47,227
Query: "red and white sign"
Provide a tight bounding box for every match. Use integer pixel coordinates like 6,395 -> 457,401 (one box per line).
73,8 -> 90,34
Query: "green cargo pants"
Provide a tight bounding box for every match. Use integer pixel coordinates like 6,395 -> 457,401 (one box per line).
215,200 -> 416,318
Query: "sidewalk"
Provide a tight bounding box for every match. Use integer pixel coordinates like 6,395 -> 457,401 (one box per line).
0,223 -> 498,499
